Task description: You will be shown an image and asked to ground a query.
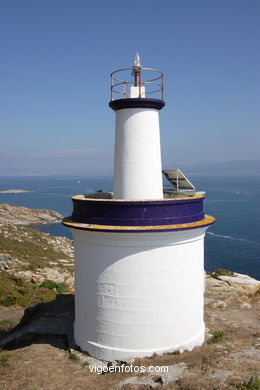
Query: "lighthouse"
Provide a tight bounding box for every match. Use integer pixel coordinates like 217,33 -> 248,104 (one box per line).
63,55 -> 215,361
112,54 -> 164,200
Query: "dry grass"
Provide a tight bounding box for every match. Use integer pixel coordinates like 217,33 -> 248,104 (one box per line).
0,224 -> 69,269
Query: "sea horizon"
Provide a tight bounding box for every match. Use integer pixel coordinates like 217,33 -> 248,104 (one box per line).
0,174 -> 259,280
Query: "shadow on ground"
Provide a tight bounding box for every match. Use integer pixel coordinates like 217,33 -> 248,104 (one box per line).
0,294 -> 75,350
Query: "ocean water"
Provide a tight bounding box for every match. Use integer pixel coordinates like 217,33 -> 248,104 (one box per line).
0,175 -> 259,280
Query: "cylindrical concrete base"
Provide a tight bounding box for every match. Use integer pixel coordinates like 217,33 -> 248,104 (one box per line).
71,227 -> 207,361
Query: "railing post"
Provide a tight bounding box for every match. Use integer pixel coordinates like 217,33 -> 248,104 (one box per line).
123,81 -> 127,98
111,74 -> 113,101
139,69 -> 141,98
161,74 -> 164,101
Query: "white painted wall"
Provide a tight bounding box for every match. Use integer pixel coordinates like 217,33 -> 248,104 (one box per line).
72,227 -> 207,361
113,107 -> 163,200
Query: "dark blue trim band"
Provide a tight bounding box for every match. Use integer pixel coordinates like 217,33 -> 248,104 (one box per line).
71,196 -> 204,226
109,98 -> 165,111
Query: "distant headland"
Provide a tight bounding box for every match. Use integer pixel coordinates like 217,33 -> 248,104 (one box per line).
0,203 -> 62,225
0,189 -> 34,194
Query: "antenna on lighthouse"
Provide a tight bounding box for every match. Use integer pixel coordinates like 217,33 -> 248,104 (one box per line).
133,53 -> 141,67
132,53 -> 141,87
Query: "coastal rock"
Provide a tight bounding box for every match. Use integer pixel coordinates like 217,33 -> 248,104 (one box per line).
217,272 -> 260,291
0,224 -> 75,291
8,265 -> 74,291
69,348 -> 107,368
0,254 -> 20,271
117,363 -> 188,388
207,369 -> 233,379
47,235 -> 74,257
0,203 -> 63,225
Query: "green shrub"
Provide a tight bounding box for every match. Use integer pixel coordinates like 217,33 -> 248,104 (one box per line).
231,373 -> 260,389
0,272 -> 57,307
211,268 -> 234,277
1,291 -> 31,307
208,331 -> 226,344
0,353 -> 11,367
39,280 -> 66,293
68,352 -> 78,361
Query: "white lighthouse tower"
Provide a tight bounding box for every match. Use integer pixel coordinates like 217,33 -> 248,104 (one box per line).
63,55 -> 215,361
113,54 -> 163,200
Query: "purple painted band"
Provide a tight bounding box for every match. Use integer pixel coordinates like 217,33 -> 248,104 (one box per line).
62,217 -> 215,233
109,98 -> 165,111
71,197 -> 205,226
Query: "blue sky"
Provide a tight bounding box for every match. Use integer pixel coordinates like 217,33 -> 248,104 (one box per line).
0,0 -> 259,175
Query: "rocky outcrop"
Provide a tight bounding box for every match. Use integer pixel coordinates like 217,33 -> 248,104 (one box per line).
0,224 -> 74,291
0,203 -> 63,225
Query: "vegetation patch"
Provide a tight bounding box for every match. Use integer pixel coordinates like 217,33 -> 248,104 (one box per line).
0,271 -> 63,307
254,287 -> 260,296
231,373 -> 260,389
0,352 -> 11,376
68,352 -> 78,362
40,280 -> 66,293
0,225 -> 69,269
0,353 -> 10,366
210,268 -> 235,277
0,318 -> 18,332
248,286 -> 260,299
0,353 -> 11,368
208,331 -> 226,344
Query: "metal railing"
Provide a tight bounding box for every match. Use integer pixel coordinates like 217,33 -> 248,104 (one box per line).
110,67 -> 164,101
